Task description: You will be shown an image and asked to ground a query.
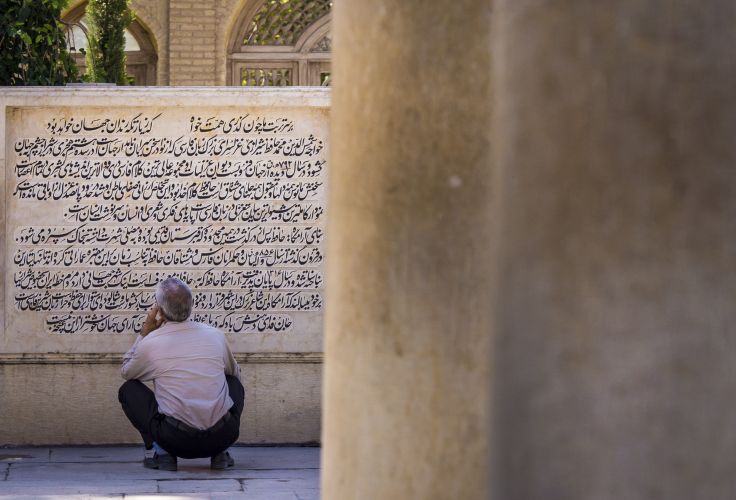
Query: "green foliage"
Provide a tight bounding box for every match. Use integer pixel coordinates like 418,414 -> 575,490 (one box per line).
84,0 -> 133,85
0,0 -> 79,85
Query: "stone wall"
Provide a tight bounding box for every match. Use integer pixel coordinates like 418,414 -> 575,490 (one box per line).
0,362 -> 320,445
0,87 -> 329,445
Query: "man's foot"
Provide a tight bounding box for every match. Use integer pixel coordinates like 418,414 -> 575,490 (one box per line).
143,447 -> 155,468
143,452 -> 177,471
210,451 -> 235,470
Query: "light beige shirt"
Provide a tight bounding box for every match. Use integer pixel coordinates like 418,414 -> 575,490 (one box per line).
121,320 -> 241,430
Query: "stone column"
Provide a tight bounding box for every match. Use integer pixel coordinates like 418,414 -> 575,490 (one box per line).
323,1 -> 493,499
491,1 -> 736,499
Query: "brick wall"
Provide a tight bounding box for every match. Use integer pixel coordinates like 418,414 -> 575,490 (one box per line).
169,0 -> 219,85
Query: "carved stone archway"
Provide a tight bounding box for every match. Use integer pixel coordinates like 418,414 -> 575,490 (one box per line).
63,2 -> 158,86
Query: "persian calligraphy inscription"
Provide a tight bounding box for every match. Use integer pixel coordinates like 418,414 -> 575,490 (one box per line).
6,104 -> 327,347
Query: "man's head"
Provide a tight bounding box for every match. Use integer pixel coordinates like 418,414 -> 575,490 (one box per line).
155,277 -> 193,322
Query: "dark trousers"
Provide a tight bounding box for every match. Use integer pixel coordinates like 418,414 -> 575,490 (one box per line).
118,375 -> 245,459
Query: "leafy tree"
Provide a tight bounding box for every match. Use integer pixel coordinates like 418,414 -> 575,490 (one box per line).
84,0 -> 133,85
0,0 -> 79,85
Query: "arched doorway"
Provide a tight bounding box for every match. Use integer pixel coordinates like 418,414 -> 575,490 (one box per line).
228,0 -> 332,86
63,2 -> 158,85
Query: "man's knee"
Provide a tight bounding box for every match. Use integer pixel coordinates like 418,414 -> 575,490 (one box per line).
118,379 -> 144,404
225,375 -> 245,416
225,375 -> 244,397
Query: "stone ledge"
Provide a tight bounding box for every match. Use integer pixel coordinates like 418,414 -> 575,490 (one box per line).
0,352 -> 323,365
0,87 -> 331,108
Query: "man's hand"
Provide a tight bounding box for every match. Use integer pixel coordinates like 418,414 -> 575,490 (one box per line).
141,304 -> 165,337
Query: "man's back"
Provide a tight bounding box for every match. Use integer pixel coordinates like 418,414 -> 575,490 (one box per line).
121,320 -> 240,429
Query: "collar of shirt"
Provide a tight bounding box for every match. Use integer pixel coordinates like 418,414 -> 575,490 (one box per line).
145,320 -> 194,340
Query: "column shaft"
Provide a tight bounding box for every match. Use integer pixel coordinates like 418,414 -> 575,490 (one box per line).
323,1 -> 494,498
491,1 -> 736,499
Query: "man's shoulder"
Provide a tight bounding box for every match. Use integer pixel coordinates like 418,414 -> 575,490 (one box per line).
142,320 -> 223,343
186,321 -> 224,335
139,321 -> 227,357
178,321 -> 228,343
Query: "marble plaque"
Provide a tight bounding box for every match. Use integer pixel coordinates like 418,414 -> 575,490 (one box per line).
1,90 -> 329,354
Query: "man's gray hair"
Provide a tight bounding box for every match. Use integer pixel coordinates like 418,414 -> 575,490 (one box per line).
155,277 -> 193,322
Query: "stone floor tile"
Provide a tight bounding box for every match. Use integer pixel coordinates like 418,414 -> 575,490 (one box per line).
212,492 -> 296,500
239,468 -> 319,480
41,445 -> 320,466
242,477 -> 318,493
49,446 -> 143,463
7,461 -> 182,481
1,446 -> 320,499
8,459 -> 319,481
295,489 -> 321,500
0,447 -> 50,463
0,496 -> 123,500
156,478 -> 242,493
227,446 -> 320,469
0,479 -> 158,495
125,496 -> 208,500
126,495 -> 254,500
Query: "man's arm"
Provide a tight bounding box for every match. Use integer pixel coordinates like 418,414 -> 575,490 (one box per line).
120,305 -> 164,381
223,335 -> 241,381
121,335 -> 151,380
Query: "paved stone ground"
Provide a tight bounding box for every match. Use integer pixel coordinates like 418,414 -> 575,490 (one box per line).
0,446 -> 319,499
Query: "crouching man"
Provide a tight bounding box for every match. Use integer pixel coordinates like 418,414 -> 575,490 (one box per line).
118,277 -> 244,471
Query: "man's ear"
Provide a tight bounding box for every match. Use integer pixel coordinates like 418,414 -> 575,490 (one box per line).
155,305 -> 169,322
